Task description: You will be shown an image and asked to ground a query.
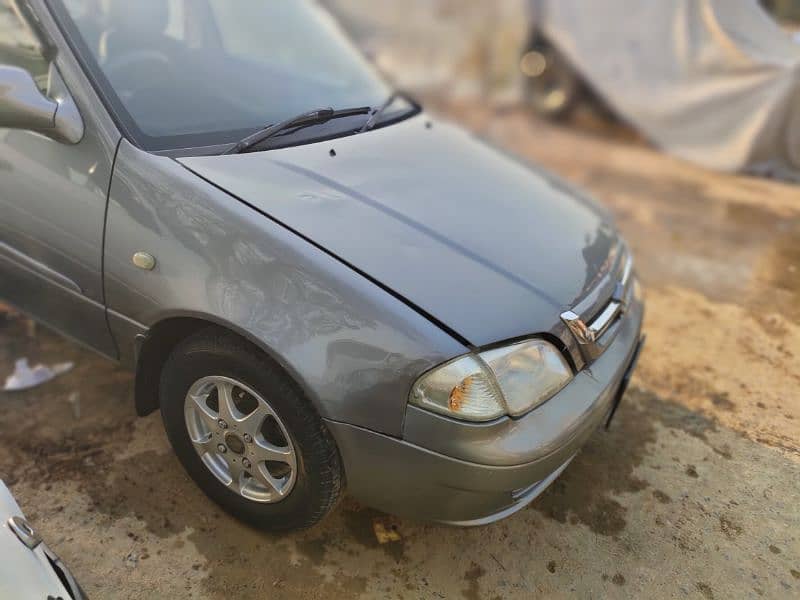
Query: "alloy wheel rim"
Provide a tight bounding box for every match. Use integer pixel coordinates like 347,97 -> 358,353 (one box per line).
183,375 -> 297,503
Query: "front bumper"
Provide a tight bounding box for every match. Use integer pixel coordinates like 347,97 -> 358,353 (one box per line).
326,297 -> 644,525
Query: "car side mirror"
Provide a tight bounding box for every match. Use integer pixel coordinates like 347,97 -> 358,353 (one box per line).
0,65 -> 83,144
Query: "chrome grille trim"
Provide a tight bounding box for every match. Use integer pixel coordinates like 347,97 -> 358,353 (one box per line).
561,248 -> 634,363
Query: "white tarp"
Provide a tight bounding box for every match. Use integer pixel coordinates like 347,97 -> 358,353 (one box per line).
537,0 -> 800,177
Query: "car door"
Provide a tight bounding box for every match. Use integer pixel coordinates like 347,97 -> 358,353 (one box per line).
0,0 -> 119,357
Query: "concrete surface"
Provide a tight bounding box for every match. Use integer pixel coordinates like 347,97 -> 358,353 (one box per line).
1,106 -> 799,599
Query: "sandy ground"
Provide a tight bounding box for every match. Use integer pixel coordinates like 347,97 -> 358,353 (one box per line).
1,105 -> 799,599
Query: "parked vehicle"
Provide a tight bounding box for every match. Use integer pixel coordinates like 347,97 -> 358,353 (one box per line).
1,480 -> 86,599
0,0 -> 644,531
521,1 -> 800,120
524,0 -> 800,177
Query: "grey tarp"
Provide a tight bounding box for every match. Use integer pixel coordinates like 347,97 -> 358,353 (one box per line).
536,0 -> 800,177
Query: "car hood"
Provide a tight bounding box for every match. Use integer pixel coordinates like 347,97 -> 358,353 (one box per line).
179,115 -> 618,347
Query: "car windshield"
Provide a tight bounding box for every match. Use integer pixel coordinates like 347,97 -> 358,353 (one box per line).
51,0 -> 406,150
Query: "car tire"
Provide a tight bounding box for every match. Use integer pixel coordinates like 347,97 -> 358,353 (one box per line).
159,326 -> 344,531
521,35 -> 583,120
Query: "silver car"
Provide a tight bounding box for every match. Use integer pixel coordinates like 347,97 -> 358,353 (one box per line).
1,480 -> 85,599
0,0 -> 644,530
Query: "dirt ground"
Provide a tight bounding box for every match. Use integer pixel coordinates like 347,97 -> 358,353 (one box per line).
1,105 -> 799,599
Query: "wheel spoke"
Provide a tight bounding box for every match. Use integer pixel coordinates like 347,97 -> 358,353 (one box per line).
226,459 -> 245,493
216,380 -> 240,424
189,392 -> 219,431
192,433 -> 217,453
239,403 -> 271,437
254,463 -> 290,497
253,438 -> 294,466
190,432 -> 216,454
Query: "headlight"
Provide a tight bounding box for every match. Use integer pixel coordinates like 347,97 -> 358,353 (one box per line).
410,339 -> 573,422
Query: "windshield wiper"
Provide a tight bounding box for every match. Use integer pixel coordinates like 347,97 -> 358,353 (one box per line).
360,92 -> 407,133
225,106 -> 372,155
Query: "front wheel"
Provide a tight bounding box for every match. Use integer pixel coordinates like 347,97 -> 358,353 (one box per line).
159,327 -> 344,531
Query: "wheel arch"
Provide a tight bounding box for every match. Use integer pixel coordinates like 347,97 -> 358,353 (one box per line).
133,314 -> 314,418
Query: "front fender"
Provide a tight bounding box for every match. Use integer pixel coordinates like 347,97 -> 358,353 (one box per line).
104,141 -> 466,436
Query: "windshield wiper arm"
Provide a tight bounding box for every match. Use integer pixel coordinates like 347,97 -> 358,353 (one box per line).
225,106 -> 372,155
360,92 -> 405,133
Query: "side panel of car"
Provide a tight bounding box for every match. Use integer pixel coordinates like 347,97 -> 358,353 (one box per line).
0,0 -> 120,356
103,140 -> 468,437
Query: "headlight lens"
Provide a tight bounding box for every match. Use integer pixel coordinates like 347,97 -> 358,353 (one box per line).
410,339 -> 573,422
480,340 -> 573,416
410,355 -> 506,422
